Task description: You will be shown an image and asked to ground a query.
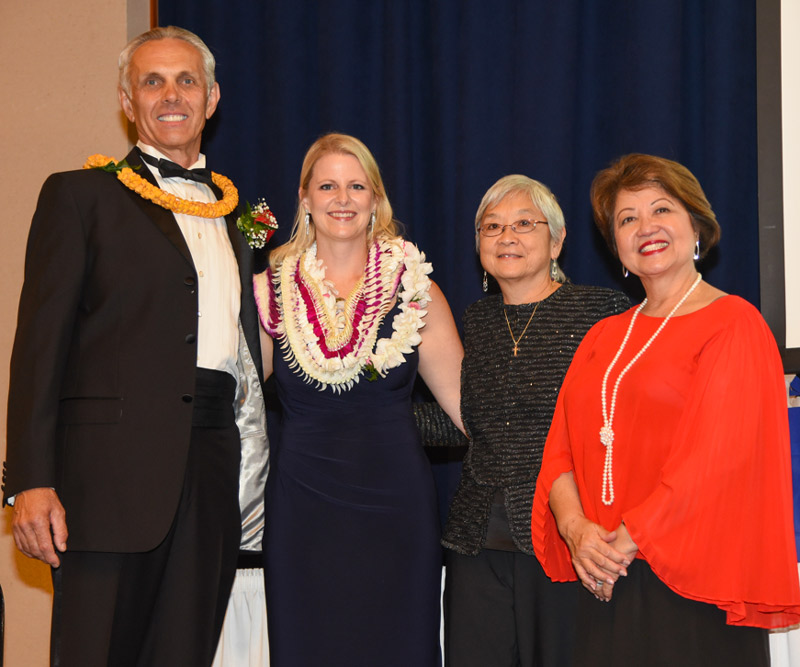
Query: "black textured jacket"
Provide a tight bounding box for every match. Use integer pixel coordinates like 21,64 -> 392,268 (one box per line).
443,283 -> 629,555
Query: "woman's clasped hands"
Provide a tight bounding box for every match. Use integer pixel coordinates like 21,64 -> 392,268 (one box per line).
561,516 -> 638,602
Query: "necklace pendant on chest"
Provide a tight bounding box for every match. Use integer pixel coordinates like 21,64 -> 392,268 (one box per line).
504,301 -> 540,359
598,272 -> 703,506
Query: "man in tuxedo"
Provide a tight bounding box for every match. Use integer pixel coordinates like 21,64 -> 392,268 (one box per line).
2,26 -> 268,666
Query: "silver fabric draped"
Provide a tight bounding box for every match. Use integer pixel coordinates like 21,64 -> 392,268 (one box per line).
234,321 -> 269,552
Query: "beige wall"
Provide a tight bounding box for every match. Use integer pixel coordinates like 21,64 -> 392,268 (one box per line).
0,1 -> 149,663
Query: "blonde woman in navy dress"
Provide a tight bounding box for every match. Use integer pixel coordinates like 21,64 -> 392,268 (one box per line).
254,133 -> 464,666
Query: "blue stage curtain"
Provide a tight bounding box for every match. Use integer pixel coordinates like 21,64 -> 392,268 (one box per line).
158,0 -> 757,321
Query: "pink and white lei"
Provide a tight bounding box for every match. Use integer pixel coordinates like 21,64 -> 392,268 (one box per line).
255,238 -> 433,391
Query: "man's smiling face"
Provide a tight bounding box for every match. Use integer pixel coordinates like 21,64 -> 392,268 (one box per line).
119,38 -> 219,167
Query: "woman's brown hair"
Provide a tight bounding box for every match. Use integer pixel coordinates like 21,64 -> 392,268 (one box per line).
590,153 -> 721,258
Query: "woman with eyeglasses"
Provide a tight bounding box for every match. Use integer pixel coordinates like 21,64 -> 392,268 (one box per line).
440,175 -> 629,666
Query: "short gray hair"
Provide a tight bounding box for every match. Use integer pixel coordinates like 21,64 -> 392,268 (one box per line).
119,26 -> 216,97
474,174 -> 567,282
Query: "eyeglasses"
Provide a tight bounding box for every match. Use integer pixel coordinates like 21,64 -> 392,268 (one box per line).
479,220 -> 547,237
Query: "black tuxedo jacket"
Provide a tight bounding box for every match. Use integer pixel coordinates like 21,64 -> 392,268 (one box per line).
3,149 -> 264,553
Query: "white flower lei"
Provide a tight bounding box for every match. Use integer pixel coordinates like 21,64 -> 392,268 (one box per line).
274,238 -> 432,391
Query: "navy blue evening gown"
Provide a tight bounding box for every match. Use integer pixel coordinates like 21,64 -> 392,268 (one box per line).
263,306 -> 442,666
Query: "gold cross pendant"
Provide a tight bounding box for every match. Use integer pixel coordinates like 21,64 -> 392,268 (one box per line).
513,345 -> 519,356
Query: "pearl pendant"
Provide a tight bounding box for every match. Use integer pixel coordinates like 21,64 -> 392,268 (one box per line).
598,272 -> 702,507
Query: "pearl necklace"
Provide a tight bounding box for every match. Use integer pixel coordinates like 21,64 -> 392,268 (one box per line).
599,273 -> 702,506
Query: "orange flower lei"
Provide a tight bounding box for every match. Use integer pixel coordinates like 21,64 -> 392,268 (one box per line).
83,154 -> 239,218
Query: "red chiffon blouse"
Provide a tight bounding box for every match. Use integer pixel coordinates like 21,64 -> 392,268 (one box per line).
531,295 -> 800,628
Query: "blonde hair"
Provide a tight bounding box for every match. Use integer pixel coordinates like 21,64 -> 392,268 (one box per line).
475,174 -> 567,282
269,133 -> 401,270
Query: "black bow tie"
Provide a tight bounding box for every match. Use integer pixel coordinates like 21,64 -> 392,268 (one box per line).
138,150 -> 214,186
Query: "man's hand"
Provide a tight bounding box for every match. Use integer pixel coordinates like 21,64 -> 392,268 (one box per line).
12,487 -> 68,567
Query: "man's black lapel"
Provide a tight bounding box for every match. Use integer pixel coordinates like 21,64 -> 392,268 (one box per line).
121,148 -> 195,269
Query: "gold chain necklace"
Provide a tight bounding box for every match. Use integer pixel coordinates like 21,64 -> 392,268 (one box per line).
84,154 -> 239,218
503,301 -> 540,356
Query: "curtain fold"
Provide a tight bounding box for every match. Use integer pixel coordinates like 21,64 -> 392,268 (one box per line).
159,0 -> 758,320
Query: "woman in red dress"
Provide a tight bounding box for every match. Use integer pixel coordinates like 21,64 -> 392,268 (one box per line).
531,153 -> 800,666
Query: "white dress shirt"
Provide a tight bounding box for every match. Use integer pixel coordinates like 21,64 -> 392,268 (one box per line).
138,142 -> 241,381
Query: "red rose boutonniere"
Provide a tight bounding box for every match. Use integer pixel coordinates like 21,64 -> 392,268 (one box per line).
237,199 -> 278,249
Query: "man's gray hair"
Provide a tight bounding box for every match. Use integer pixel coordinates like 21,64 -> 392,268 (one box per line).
118,26 -> 216,97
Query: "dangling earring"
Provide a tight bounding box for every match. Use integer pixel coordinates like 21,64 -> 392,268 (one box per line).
622,264 -> 629,278
482,271 -> 489,293
550,259 -> 558,281
369,211 -> 376,237
304,211 -> 310,235
693,239 -> 700,261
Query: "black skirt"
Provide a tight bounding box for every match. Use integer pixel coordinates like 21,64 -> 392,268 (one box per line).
572,560 -> 769,667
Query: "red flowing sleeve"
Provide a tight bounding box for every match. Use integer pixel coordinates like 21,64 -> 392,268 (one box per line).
622,298 -> 800,628
531,320 -> 608,581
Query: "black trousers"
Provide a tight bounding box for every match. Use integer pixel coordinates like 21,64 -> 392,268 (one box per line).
444,548 -> 579,667
51,369 -> 241,667
572,559 -> 769,667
